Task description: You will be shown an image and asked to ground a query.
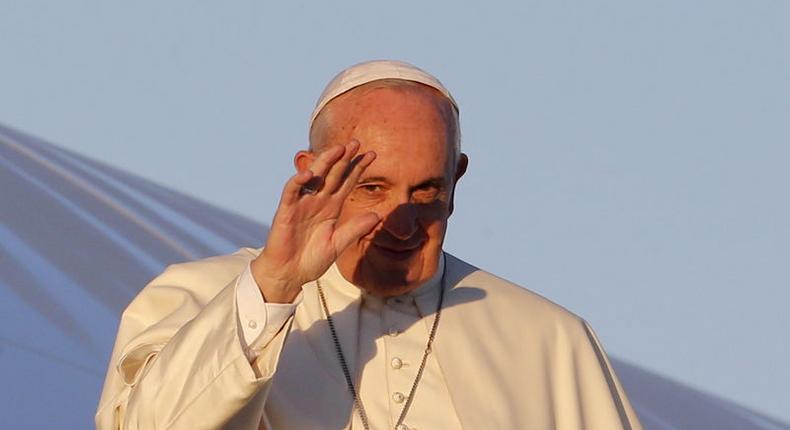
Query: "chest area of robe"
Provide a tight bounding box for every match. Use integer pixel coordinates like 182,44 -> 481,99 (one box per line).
263,292 -> 463,430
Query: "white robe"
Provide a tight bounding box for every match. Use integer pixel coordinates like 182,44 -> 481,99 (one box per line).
96,248 -> 643,429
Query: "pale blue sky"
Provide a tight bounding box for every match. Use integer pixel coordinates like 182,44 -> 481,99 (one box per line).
1,0 -> 788,422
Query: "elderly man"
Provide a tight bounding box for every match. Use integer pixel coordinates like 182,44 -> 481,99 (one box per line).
96,60 -> 643,429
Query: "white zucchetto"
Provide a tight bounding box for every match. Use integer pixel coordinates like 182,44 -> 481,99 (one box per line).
310,60 -> 458,127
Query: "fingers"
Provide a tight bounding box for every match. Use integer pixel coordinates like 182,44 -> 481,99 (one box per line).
280,169 -> 314,206
333,212 -> 381,252
334,150 -> 376,197
307,143 -> 346,184
322,140 -> 360,193
280,142 -> 347,206
281,140 -> 376,206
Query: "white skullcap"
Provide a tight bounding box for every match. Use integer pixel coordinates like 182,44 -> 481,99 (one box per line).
310,60 -> 458,127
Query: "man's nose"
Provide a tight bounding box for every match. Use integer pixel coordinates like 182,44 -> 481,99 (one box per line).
381,203 -> 419,240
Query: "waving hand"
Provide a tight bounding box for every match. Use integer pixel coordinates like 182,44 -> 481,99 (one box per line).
250,141 -> 379,303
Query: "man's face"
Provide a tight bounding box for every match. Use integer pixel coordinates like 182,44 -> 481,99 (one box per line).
301,84 -> 466,296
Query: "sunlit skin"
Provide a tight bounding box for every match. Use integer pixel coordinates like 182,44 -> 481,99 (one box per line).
305,87 -> 467,296
251,83 -> 467,301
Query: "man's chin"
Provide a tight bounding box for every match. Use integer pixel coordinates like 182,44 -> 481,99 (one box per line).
354,256 -> 420,294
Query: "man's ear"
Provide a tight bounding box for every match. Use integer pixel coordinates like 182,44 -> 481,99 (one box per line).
454,153 -> 469,181
294,150 -> 316,173
448,153 -> 469,215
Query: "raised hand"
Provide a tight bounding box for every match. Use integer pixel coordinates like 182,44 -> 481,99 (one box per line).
250,140 -> 379,303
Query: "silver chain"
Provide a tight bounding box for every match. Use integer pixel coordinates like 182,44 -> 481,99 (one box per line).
316,277 -> 445,430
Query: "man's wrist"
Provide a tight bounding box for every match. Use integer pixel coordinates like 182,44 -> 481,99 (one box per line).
250,264 -> 302,304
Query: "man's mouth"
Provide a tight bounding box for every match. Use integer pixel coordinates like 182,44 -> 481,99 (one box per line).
371,243 -> 422,261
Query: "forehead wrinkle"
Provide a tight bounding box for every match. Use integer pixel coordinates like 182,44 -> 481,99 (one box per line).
315,82 -> 454,142
310,79 -> 461,158
314,87 -> 457,184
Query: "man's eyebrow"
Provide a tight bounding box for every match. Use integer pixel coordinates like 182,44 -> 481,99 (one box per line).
358,176 -> 392,184
411,177 -> 447,190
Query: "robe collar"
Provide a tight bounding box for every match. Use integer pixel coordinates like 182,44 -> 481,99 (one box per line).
324,253 -> 445,317
295,253 -> 446,386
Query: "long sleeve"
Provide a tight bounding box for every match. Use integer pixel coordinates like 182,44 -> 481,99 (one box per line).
236,263 -> 300,361
95,254 -> 294,430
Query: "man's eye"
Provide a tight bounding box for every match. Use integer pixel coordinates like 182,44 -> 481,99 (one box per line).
359,184 -> 383,194
413,187 -> 441,202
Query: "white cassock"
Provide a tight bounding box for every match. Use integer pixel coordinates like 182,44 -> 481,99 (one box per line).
96,248 -> 643,429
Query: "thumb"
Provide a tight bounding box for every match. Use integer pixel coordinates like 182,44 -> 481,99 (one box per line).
333,212 -> 381,253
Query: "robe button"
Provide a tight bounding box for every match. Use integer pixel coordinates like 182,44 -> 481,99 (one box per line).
392,392 -> 405,403
248,320 -> 258,329
388,327 -> 400,337
391,357 -> 403,369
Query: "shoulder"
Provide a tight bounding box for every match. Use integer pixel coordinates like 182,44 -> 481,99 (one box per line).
149,247 -> 259,291
443,252 -> 587,337
124,247 -> 260,317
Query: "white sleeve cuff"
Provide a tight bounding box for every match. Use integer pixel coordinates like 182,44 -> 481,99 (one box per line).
236,263 -> 301,360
